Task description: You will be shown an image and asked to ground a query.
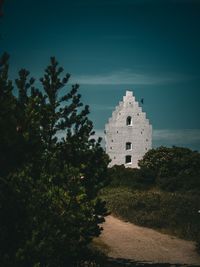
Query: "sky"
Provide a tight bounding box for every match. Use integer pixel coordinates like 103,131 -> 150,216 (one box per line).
1,0 -> 200,150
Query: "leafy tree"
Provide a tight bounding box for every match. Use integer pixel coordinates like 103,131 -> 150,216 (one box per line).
138,146 -> 200,192
0,54 -> 109,266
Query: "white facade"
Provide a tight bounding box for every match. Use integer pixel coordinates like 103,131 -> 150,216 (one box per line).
105,91 -> 152,168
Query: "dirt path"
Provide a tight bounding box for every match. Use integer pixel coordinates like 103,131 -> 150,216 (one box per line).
97,215 -> 200,265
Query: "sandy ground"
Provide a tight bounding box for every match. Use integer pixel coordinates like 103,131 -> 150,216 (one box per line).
97,215 -> 200,265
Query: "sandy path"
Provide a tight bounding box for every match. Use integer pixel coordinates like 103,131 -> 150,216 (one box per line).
98,215 -> 200,265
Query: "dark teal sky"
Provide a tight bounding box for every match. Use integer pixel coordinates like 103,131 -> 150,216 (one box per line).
1,0 -> 200,150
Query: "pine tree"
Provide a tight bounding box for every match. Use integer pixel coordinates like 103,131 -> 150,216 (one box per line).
0,54 -> 109,266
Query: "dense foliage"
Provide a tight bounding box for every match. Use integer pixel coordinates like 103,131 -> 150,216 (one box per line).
138,146 -> 200,192
0,53 -> 109,267
107,165 -> 154,190
107,146 -> 200,193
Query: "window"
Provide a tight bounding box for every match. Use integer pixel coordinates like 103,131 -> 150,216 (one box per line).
126,116 -> 132,126
125,155 -> 132,164
126,142 -> 132,150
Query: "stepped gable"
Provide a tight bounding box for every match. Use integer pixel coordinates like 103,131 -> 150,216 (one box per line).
105,90 -> 152,168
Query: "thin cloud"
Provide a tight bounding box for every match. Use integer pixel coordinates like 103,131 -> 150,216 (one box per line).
71,69 -> 190,86
94,129 -> 105,138
91,104 -> 114,111
153,129 -> 200,144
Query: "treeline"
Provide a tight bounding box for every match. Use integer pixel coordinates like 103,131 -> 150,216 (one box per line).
108,146 -> 200,192
0,53 -> 109,267
101,146 -> 200,252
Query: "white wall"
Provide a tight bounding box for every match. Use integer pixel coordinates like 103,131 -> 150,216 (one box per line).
105,91 -> 152,168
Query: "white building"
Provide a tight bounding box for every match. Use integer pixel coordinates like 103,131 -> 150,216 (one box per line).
105,90 -> 152,168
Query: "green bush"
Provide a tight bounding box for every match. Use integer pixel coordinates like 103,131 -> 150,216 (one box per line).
107,165 -> 154,190
138,146 -> 200,192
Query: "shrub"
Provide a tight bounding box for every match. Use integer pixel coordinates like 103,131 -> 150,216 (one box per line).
138,146 -> 200,192
107,165 -> 154,190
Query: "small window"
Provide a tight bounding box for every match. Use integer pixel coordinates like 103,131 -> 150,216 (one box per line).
110,147 -> 112,149
125,155 -> 132,164
126,116 -> 132,126
126,142 -> 132,150
111,139 -> 113,142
